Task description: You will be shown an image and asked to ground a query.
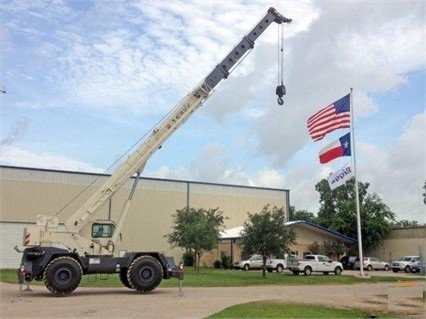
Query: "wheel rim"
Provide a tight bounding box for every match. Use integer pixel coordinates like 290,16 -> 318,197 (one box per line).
139,267 -> 153,281
55,268 -> 72,285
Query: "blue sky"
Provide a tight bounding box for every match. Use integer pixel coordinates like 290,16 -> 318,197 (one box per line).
1,0 -> 425,224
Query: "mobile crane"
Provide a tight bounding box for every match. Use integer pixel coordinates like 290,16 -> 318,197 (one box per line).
19,7 -> 292,296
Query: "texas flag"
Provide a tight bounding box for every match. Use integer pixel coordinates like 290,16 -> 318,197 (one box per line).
319,132 -> 351,164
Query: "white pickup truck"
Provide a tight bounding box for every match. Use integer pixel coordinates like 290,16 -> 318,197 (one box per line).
287,254 -> 343,276
234,254 -> 295,272
265,254 -> 299,273
391,256 -> 421,273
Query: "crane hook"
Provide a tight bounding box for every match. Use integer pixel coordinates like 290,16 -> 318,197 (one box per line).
275,84 -> 286,106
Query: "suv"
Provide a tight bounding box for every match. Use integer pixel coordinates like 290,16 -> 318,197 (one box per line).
391,256 -> 421,273
340,256 -> 357,270
234,255 -> 263,271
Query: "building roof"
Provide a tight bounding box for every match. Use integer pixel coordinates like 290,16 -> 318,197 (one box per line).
220,226 -> 244,239
220,220 -> 356,243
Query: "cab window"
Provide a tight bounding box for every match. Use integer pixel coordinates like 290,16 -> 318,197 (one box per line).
92,224 -> 114,238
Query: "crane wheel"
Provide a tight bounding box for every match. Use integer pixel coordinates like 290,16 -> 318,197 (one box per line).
44,256 -> 82,296
127,255 -> 163,293
119,268 -> 132,289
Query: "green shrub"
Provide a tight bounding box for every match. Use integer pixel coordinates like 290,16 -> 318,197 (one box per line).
183,251 -> 194,267
213,260 -> 222,269
221,254 -> 232,269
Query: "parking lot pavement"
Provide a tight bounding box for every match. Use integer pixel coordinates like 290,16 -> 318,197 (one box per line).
342,269 -> 426,278
1,280 -> 425,319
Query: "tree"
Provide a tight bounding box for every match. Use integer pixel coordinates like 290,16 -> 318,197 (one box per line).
393,220 -> 419,227
240,205 -> 296,278
307,241 -> 320,254
289,205 -> 317,223
323,240 -> 347,260
165,207 -> 226,273
315,178 -> 395,251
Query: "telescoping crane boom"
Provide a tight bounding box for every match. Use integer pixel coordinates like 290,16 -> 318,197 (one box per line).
20,7 -> 292,296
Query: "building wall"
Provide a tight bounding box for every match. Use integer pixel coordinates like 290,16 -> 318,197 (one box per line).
366,225 -> 426,264
0,166 -> 289,268
202,224 -> 353,267
291,225 -> 337,259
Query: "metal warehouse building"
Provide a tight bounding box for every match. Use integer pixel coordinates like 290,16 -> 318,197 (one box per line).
0,165 -> 290,268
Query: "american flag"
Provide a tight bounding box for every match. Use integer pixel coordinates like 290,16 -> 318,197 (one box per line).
307,94 -> 351,142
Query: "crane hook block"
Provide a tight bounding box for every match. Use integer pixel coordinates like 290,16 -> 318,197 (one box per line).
275,84 -> 286,105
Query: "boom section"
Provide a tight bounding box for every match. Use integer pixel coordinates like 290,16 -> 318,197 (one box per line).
64,7 -> 291,233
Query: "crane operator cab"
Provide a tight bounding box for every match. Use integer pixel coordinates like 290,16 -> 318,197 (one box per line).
92,223 -> 114,240
92,223 -> 114,237
90,222 -> 116,255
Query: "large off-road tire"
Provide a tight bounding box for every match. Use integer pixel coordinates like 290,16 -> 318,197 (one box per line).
119,268 -> 132,289
404,266 -> 411,273
243,264 -> 250,271
127,255 -> 163,293
44,256 -> 82,296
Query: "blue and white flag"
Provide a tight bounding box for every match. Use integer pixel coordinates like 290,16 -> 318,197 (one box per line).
327,162 -> 353,190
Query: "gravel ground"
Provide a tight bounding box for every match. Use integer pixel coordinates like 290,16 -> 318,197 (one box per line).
1,271 -> 424,319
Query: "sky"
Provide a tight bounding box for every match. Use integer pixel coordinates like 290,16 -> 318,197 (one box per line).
1,0 -> 425,224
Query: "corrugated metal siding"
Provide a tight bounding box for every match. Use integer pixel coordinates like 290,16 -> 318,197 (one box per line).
1,166 -> 289,268
384,226 -> 426,239
188,183 -> 288,228
366,226 -> 426,263
0,223 -> 32,268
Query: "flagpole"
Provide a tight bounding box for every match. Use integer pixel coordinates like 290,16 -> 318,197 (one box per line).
350,88 -> 365,277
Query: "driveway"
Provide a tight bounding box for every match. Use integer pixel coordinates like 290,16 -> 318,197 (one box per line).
1,277 -> 424,319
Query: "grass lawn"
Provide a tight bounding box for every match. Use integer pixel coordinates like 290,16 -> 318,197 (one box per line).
206,301 -> 400,318
1,267 -> 423,287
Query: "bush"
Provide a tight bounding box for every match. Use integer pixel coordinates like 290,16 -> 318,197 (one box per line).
213,260 -> 222,269
221,254 -> 232,269
183,252 -> 194,267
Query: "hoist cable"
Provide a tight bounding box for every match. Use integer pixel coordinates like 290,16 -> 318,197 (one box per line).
276,24 -> 286,105
278,23 -> 284,85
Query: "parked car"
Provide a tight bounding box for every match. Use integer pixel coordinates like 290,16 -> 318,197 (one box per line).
339,256 -> 357,270
391,256 -> 421,273
354,257 -> 390,271
234,255 -> 263,271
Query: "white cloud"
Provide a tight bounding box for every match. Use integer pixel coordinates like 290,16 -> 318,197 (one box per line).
360,113 -> 425,222
150,165 -> 190,181
0,145 -> 103,173
1,0 -> 425,224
